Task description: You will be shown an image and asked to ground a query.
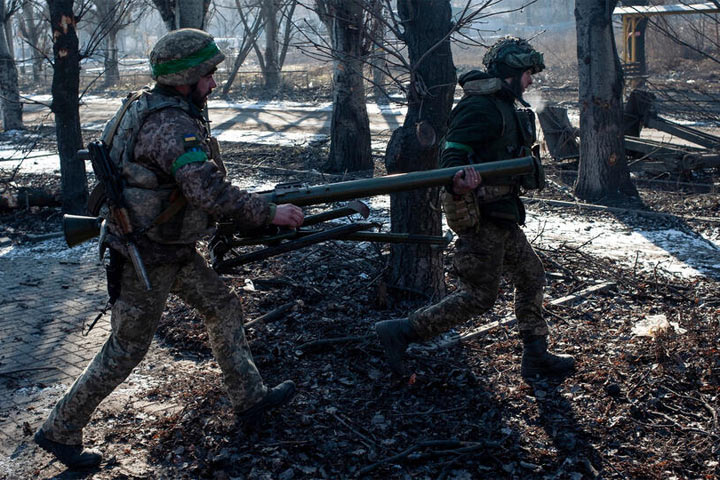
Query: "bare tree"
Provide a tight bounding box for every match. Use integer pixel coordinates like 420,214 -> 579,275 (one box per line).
220,0 -> 264,96
315,0 -> 372,173
574,0 -> 637,201
89,0 -> 141,87
46,0 -> 86,213
17,0 -> 50,84
367,0 -> 387,104
46,0 -> 128,213
151,0 -> 211,30
383,0 -> 457,299
253,0 -> 296,92
0,0 -> 23,131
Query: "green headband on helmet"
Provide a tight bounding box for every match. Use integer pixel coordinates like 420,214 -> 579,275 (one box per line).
151,41 -> 221,77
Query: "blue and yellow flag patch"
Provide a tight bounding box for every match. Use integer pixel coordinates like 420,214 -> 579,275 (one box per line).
183,134 -> 202,151
172,133 -> 207,175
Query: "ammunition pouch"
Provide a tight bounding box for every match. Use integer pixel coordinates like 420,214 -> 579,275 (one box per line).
106,247 -> 125,304
442,191 -> 480,235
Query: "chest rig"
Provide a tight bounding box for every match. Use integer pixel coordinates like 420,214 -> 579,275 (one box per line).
101,87 -> 224,244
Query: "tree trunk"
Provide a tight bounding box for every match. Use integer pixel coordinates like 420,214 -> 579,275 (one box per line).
384,0 -> 456,300
369,0 -> 388,104
0,1 -> 22,131
4,14 -> 12,57
152,0 -> 208,31
103,29 -> 119,87
371,51 -> 388,104
20,2 -> 45,83
48,0 -> 88,214
177,0 -> 205,29
574,0 -> 637,201
324,0 -> 372,173
261,0 -> 280,92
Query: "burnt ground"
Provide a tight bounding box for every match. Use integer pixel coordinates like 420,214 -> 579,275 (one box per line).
1,138 -> 719,479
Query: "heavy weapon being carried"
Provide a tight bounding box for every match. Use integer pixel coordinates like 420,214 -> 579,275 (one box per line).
210,156 -> 537,272
64,156 -> 538,272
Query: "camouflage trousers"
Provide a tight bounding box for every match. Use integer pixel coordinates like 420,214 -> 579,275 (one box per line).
41,251 -> 267,445
410,220 -> 549,340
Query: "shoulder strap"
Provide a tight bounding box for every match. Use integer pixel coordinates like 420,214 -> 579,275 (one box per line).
105,90 -> 147,147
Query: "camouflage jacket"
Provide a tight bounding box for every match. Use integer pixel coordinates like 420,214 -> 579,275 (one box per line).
104,85 -> 275,263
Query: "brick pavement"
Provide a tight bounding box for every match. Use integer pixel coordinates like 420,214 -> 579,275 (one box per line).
0,252 -> 110,458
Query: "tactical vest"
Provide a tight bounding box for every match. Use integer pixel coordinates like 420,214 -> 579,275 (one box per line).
462,97 -> 535,170
101,87 -> 219,245
453,80 -> 539,224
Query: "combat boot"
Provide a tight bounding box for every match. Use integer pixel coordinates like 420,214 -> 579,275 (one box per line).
34,429 -> 102,470
236,380 -> 296,431
521,334 -> 576,378
375,318 -> 421,376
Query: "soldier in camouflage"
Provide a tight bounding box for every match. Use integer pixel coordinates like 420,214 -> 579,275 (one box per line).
375,37 -> 576,380
34,29 -> 304,470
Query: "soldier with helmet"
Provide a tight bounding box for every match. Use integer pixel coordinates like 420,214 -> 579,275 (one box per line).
375,37 -> 576,379
34,29 -> 304,469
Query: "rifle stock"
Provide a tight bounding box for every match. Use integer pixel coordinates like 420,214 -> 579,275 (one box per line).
86,141 -> 151,291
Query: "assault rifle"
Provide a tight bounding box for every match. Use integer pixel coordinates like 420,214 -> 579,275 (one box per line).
82,141 -> 151,290
65,156 -> 538,273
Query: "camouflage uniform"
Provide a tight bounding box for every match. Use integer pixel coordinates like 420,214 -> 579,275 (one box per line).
40,33 -> 275,446
376,37 -> 574,379
410,48 -> 548,340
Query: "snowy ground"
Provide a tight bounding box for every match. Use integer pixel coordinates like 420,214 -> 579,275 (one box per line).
3,97 -> 719,283
2,186 -> 718,283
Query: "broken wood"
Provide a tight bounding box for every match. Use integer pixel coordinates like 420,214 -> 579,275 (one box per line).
426,281 -> 617,349
244,300 -> 298,328
0,187 -> 61,210
537,105 -> 580,160
296,334 -> 373,353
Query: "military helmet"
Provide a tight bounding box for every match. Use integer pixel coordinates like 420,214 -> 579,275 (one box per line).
483,36 -> 545,77
150,28 -> 225,86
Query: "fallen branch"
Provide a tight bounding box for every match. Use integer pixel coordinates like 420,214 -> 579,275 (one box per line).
423,281 -> 616,350
523,197 -> 720,224
245,300 -> 298,328
297,334 -> 374,353
356,439 -> 498,477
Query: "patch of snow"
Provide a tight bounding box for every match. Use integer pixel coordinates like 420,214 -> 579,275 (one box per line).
525,210 -> 720,279
210,99 -> 332,112
0,237 -> 98,261
215,128 -> 328,146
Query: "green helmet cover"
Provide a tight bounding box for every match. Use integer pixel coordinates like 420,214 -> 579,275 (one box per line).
483,37 -> 545,77
150,28 -> 225,86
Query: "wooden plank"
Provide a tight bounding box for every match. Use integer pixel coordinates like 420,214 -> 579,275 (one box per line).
537,106 -> 579,160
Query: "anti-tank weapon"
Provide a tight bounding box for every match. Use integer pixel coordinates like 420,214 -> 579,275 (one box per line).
66,156 -> 537,272
211,156 -> 537,272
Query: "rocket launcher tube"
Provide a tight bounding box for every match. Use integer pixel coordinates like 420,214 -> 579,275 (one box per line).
258,156 -> 536,207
